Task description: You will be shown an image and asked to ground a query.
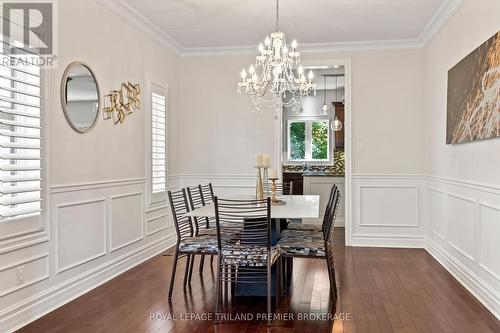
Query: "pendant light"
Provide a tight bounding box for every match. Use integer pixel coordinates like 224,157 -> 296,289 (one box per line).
321,75 -> 329,115
332,76 -> 343,131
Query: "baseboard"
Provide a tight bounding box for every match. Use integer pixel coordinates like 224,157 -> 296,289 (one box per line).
425,238 -> 500,320
1,233 -> 177,333
351,233 -> 426,248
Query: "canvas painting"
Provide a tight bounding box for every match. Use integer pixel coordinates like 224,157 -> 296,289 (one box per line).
447,31 -> 500,144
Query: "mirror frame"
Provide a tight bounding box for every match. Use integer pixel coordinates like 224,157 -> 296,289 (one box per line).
60,61 -> 101,133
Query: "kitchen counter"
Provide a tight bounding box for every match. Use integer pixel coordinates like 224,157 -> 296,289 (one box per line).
282,151 -> 345,177
302,171 -> 344,177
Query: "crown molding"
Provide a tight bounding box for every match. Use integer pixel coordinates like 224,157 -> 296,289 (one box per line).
95,0 -> 467,57
180,39 -> 425,56
418,0 -> 468,44
94,0 -> 183,55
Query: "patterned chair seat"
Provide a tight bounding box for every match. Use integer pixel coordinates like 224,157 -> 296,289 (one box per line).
179,235 -> 218,254
278,234 -> 326,257
221,244 -> 280,267
281,228 -> 324,240
287,223 -> 322,233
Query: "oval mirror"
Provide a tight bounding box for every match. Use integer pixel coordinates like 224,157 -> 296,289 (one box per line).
61,62 -> 100,133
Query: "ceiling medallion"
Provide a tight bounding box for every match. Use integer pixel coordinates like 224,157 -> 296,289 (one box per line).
237,0 -> 316,116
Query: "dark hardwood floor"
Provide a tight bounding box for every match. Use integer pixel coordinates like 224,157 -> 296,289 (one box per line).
19,228 -> 500,333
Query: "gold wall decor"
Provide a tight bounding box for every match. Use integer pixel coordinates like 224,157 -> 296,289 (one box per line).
103,82 -> 141,124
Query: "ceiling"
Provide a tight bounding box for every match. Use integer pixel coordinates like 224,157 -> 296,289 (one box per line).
114,0 -> 464,51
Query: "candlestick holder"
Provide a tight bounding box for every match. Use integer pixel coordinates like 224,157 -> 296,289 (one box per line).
262,166 -> 270,196
269,177 -> 283,204
255,166 -> 264,200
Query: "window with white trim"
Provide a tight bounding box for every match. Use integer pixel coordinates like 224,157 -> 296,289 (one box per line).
151,84 -> 166,198
0,42 -> 42,221
287,119 -> 330,162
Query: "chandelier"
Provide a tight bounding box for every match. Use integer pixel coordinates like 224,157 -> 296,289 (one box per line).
237,0 -> 316,115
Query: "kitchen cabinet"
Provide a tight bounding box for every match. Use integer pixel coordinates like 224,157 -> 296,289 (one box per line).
302,176 -> 345,227
283,172 -> 303,195
333,102 -> 345,150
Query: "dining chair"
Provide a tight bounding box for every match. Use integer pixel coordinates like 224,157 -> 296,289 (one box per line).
213,196 -> 280,326
187,185 -> 217,236
167,188 -> 218,300
285,184 -> 337,235
200,183 -> 217,267
324,200 -> 339,306
186,185 -> 217,274
277,186 -> 341,306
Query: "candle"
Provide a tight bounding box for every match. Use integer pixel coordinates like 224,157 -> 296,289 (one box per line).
256,155 -> 263,167
262,154 -> 271,168
269,169 -> 278,179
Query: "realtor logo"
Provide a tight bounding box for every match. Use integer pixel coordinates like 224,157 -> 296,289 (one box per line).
1,0 -> 57,67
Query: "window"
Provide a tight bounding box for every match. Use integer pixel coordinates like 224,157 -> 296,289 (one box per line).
287,119 -> 330,162
0,43 -> 42,221
151,84 -> 166,197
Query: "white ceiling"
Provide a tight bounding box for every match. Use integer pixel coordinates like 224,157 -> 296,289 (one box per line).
116,0 -> 459,50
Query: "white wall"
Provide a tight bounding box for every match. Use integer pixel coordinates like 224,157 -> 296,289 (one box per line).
423,0 -> 500,319
180,49 -> 425,176
0,1 -> 180,331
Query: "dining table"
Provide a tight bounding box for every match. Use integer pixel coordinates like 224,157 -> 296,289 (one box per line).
185,194 -> 320,297
185,194 -> 320,220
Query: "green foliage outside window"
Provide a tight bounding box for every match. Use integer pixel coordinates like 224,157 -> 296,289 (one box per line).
289,122 -> 305,160
312,121 -> 328,160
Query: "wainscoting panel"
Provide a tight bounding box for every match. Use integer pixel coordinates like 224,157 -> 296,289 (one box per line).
479,203 -> 500,280
57,199 -> 107,273
427,188 -> 446,238
352,175 -> 426,247
426,176 -> 500,320
110,192 -> 144,252
359,186 -> 418,227
446,193 -> 476,261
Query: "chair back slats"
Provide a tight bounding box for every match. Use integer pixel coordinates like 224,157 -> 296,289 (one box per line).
168,189 -> 194,242
214,197 -> 271,250
186,185 -> 205,235
324,187 -> 341,252
321,185 -> 338,233
323,187 -> 340,306
200,183 -> 214,204
325,186 -> 340,237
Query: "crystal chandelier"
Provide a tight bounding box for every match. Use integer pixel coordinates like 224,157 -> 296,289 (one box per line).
237,0 -> 316,115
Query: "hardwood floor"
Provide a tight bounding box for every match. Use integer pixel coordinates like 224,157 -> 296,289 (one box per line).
19,228 -> 500,333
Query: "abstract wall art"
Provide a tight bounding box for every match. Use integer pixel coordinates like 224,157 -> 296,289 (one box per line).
447,31 -> 500,144
103,82 -> 141,124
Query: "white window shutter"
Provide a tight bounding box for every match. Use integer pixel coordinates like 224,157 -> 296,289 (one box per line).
0,42 -> 42,220
151,85 -> 166,195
